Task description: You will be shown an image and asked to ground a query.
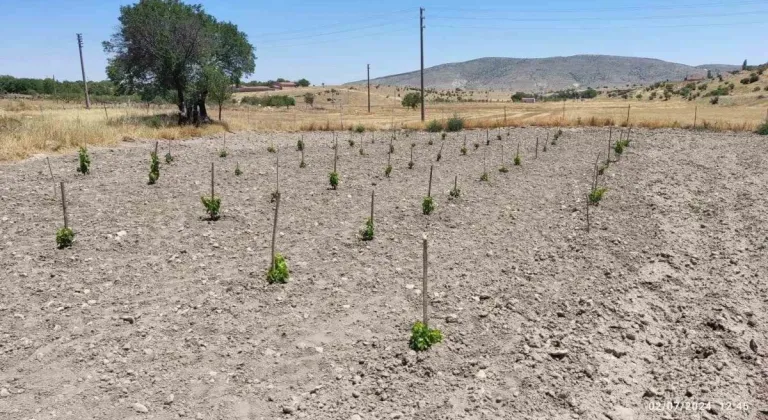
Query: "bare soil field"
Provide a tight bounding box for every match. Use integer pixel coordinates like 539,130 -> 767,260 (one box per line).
0,127 -> 766,420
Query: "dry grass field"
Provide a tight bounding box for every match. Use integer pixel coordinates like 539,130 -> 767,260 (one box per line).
2,70 -> 767,162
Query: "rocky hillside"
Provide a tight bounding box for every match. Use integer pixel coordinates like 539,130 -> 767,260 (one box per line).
350,55 -> 736,91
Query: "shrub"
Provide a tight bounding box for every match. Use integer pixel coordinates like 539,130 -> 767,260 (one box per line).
460,146 -> 467,155
148,151 -> 160,184
449,185 -> 460,198
219,149 -> 228,158
756,121 -> 768,135
408,160 -> 414,169
446,115 -> 464,132
266,253 -> 290,284
297,139 -> 304,151
360,218 -> 374,241
764,86 -> 768,91
514,151 -> 521,166
56,227 -> 75,249
201,196 -> 221,220
588,187 -> 607,205
422,196 -> 434,215
401,92 -> 421,109
235,163 -> 242,176
77,146 -> 90,174
329,171 -> 339,189
710,96 -> 719,105
409,321 -> 443,351
241,95 -> 295,108
426,119 -> 443,132
267,145 -> 276,153
353,124 -> 365,133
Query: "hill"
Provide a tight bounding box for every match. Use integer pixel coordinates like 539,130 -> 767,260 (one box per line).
349,55 -> 736,91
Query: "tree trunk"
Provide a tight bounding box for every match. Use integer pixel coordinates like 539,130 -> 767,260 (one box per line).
177,88 -> 186,125
218,103 -> 222,121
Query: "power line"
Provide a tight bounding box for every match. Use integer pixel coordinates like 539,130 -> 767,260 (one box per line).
429,9 -> 768,22
259,27 -> 411,49
428,0 -> 768,14
430,20 -> 768,31
251,8 -> 411,38
259,21 -> 410,43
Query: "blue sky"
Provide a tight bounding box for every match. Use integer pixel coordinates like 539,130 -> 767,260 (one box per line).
0,0 -> 766,85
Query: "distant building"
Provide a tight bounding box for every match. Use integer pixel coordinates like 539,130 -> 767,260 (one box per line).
684,75 -> 705,82
272,82 -> 298,90
521,97 -> 536,103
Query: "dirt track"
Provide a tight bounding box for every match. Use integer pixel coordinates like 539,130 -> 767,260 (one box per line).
0,127 -> 766,420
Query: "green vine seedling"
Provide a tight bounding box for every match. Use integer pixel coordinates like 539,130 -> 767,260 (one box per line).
348,138 -> 355,147
267,253 -> 290,284
441,132 -> 447,140
409,321 -> 443,352
474,142 -> 480,150
329,171 -> 339,189
449,175 -> 460,198
299,149 -> 306,168
202,163 -> 221,220
436,142 -> 444,161
148,143 -> 160,185
361,190 -> 375,241
77,146 -> 91,174
389,140 -> 395,154
297,137 -> 304,151
56,182 -> 74,248
165,141 -> 174,163
589,187 -> 607,204
514,142 -> 522,166
56,227 -> 75,249
267,144 -> 276,153
235,163 -> 243,176
422,166 -> 435,215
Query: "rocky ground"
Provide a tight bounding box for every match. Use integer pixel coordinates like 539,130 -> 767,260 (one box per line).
0,127 -> 766,420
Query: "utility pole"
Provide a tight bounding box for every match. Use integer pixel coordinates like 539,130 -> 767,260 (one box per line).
367,64 -> 371,113
76,33 -> 91,109
420,7 -> 425,121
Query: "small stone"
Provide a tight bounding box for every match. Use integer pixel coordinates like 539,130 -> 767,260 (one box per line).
133,403 -> 149,413
446,314 -> 459,323
165,394 -> 174,405
475,370 -> 487,379
548,349 -> 569,360
350,416 -> 362,420
282,406 -> 295,414
0,388 -> 10,397
643,388 -> 661,398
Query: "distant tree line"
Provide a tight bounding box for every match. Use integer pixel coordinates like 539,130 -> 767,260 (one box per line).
241,78 -> 310,87
0,75 -> 149,103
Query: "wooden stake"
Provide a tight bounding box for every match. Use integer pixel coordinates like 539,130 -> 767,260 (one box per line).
693,105 -> 698,129
60,182 -> 68,229
333,136 -> 338,172
387,151 -> 391,166
422,234 -> 429,327
276,152 -> 280,193
486,129 -> 489,145
626,104 -> 631,126
154,141 -> 158,156
501,144 -> 504,167
593,152 -> 602,191
586,194 -> 590,233
270,192 -> 281,270
608,127 -> 613,163
535,137 -> 538,159
47,157 -> 56,199
454,175 -> 458,192
211,162 -> 215,201
427,165 -> 433,197
370,190 -> 375,223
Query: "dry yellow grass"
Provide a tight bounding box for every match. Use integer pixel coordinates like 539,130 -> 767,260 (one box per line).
2,82 -> 766,162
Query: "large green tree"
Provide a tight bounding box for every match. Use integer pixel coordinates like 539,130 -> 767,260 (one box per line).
103,0 -> 255,124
